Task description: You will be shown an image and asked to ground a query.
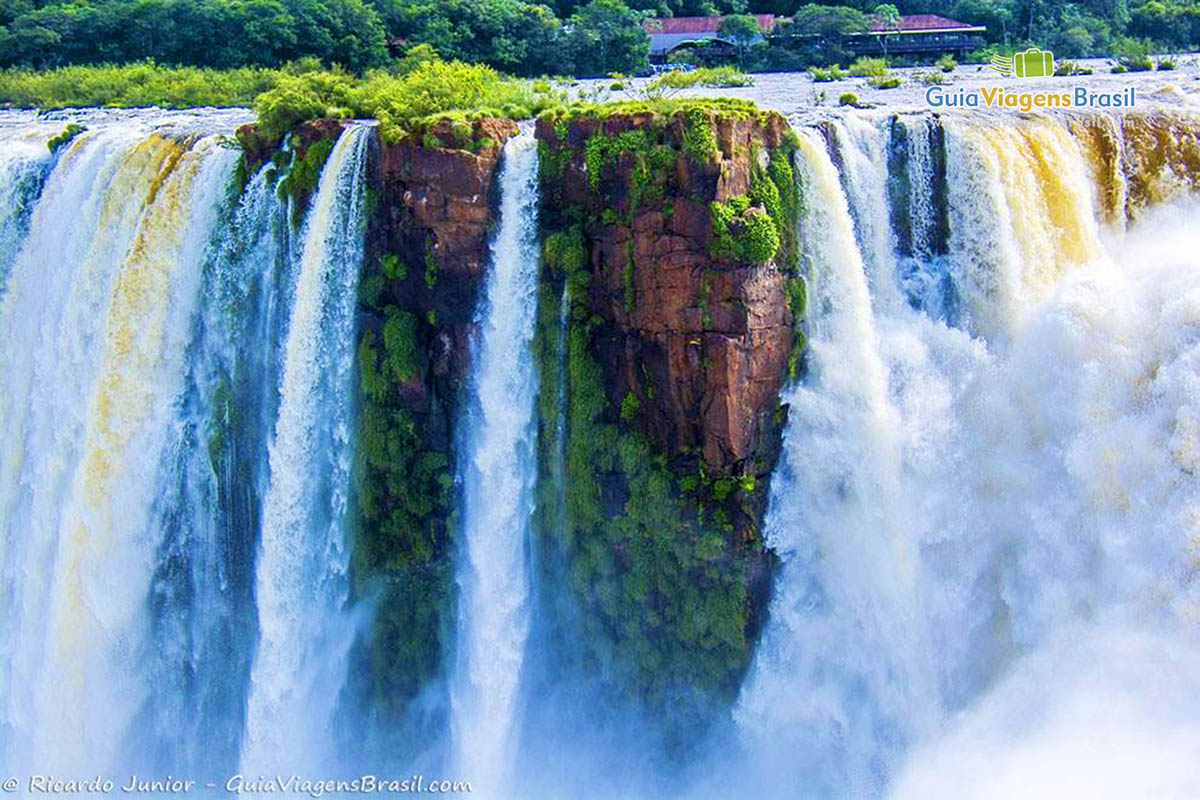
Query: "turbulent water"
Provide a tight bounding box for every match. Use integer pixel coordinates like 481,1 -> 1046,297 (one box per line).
735,111 -> 1200,800
0,112 -> 373,780
2,102 -> 1199,799
240,124 -> 371,774
450,131 -> 542,795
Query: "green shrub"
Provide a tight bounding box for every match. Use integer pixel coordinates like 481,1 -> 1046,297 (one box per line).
692,66 -> 754,87
848,56 -> 889,77
710,199 -> 780,266
867,75 -> 902,89
382,309 -> 421,382
47,123 -> 86,153
1112,37 -> 1154,72
620,391 -> 641,422
654,66 -> 753,90
277,135 -> 336,213
918,70 -> 949,85
810,64 -> 849,82
839,91 -> 861,106
0,62 -> 280,110
1054,59 -> 1093,76
253,58 -> 563,143
1158,58 -> 1176,70
936,54 -> 958,72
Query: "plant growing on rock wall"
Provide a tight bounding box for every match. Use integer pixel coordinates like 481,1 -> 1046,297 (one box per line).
530,99 -> 799,725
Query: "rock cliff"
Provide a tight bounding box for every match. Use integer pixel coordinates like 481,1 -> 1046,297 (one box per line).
529,100 -> 802,717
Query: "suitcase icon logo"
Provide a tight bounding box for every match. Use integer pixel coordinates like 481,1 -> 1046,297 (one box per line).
990,48 -> 1055,77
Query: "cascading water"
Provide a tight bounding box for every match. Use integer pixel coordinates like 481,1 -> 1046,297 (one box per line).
142,163 -> 296,776
0,119 -> 242,775
2,99 -> 1200,800
0,130 -> 51,292
734,124 -> 941,798
735,110 -> 1200,800
240,124 -> 371,774
450,131 -> 541,795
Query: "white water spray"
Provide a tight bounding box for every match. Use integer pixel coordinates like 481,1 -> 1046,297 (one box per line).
241,125 -> 371,773
450,132 -> 541,796
736,110 -> 1200,799
0,124 -> 238,774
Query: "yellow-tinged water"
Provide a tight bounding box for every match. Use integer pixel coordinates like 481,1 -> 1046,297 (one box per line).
962,117 -> 1102,299
37,133 -> 219,769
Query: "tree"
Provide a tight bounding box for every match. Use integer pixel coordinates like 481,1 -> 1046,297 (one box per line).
871,2 -> 899,58
717,13 -> 759,66
791,3 -> 871,36
564,0 -> 650,76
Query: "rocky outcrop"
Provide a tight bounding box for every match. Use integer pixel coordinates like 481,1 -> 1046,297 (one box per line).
377,116 -> 518,350
352,117 -> 517,731
530,100 -> 802,717
537,106 -> 798,479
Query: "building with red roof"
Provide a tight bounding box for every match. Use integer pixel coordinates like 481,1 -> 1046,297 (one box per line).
851,13 -> 986,55
644,14 -> 776,59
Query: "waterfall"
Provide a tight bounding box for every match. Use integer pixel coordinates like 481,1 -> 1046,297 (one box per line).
734,125 -> 941,798
2,102 -> 1199,798
142,163 -> 295,775
0,130 -> 51,293
736,111 -> 1200,799
450,131 -> 541,795
0,122 -> 240,775
240,124 -> 370,774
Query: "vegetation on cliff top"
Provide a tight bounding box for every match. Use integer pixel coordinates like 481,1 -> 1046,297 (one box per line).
0,55 -> 562,145
530,103 -> 800,719
252,53 -> 563,142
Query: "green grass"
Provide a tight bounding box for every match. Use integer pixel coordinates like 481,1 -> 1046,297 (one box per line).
0,58 -> 564,144
0,62 -> 281,109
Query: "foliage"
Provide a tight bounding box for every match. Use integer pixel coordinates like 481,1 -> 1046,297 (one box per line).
46,122 -> 85,152
531,101 -> 798,707
533,268 -> 760,705
277,135 -> 336,217
372,0 -> 563,77
620,391 -> 641,422
6,0 -> 1200,81
717,13 -> 760,66
353,241 -> 455,712
1054,58 -> 1093,75
786,276 -> 808,378
936,53 -> 958,72
1111,35 -> 1155,69
653,66 -> 753,89
0,0 -> 388,72
848,56 -> 889,76
867,74 -> 902,88
0,63 -> 280,109
252,58 -> 560,141
791,4 -> 872,36
838,91 -> 861,106
565,0 -> 651,77
809,63 -> 849,81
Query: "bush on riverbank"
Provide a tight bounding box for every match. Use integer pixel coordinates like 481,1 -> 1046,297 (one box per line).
0,58 -> 563,144
0,62 -> 280,109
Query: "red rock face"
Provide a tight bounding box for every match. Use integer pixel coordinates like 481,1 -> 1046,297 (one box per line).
380,118 -> 518,300
339,117 -> 520,463
539,111 -> 796,478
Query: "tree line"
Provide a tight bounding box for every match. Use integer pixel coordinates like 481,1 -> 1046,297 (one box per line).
2,0 -> 1198,76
